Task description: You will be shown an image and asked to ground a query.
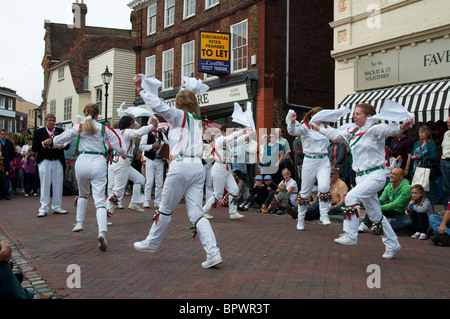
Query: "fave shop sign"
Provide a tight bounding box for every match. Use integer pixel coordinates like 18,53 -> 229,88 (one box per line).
199,31 -> 231,74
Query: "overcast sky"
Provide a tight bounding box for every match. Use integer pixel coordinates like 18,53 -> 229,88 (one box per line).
0,0 -> 132,106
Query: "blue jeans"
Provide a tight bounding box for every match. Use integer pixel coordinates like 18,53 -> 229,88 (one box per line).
429,214 -> 450,236
361,209 -> 412,232
0,262 -> 34,299
440,161 -> 450,208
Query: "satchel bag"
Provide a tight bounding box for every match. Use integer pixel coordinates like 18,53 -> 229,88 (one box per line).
411,166 -> 431,192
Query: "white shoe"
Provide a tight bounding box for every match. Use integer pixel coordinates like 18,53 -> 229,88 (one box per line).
72,223 -> 84,232
133,240 -> 158,252
117,202 -> 124,209
154,202 -> 160,208
319,216 -> 331,225
230,212 -> 244,220
128,203 -> 145,212
202,252 -> 223,268
358,223 -> 369,232
334,233 -> 357,245
98,233 -> 107,251
53,209 -> 68,214
296,219 -> 305,230
143,202 -> 150,208
37,211 -> 47,218
382,245 -> 401,259
107,221 -> 113,226
204,213 -> 214,219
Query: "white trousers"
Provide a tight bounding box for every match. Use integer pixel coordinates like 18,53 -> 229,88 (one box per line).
144,157 -> 164,205
343,169 -> 399,251
297,157 -> 331,220
75,154 -> 108,234
107,159 -> 145,215
204,162 -> 213,202
203,162 -> 239,215
142,162 -> 220,258
38,159 -> 63,213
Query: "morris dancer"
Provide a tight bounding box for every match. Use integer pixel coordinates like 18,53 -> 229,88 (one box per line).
202,124 -> 249,220
287,107 -> 332,230
44,103 -> 126,251
133,75 -> 222,268
311,103 -> 413,259
107,116 -> 154,215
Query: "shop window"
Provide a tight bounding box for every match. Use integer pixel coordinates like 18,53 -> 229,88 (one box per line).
231,20 -> 248,73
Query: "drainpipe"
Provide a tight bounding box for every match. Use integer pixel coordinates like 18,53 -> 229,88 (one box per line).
286,0 -> 313,110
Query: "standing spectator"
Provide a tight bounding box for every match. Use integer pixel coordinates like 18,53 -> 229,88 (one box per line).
23,151 -> 38,196
390,130 -> 413,171
440,115 -> 450,209
245,130 -> 258,195
0,142 -> 10,200
259,132 -> 284,183
275,128 -> 294,180
32,114 -> 68,217
327,140 -> 349,183
292,135 -> 304,186
405,125 -> 437,204
0,130 -> 15,164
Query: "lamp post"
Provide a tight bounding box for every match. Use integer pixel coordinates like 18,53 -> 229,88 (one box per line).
101,66 -> 113,125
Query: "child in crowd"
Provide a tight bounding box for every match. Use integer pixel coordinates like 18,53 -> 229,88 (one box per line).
267,182 -> 290,215
407,184 -> 434,240
238,175 -> 269,211
23,151 -> 38,196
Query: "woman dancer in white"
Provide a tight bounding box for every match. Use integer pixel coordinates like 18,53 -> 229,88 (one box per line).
44,103 -> 126,251
107,116 -> 153,216
133,75 -> 222,268
202,124 -> 249,220
311,103 -> 413,259
287,107 -> 332,230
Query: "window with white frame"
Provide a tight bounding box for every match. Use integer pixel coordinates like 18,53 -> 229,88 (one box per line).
7,99 -> 13,111
7,119 -> 12,132
0,118 -> 4,130
147,4 -> 157,35
0,97 -> 5,109
184,0 -> 195,19
165,0 -> 175,28
146,55 -> 156,78
64,97 -> 72,121
49,100 -> 56,115
162,49 -> 174,90
58,67 -> 65,80
182,41 -> 195,78
96,88 -> 103,115
231,20 -> 248,73
206,0 -> 219,9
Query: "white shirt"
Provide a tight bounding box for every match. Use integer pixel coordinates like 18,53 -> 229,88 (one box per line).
139,129 -> 169,153
319,123 -> 402,173
442,130 -> 450,160
52,120 -> 126,157
213,130 -> 248,163
282,178 -> 298,204
140,90 -> 204,163
245,139 -> 258,164
120,125 -> 153,160
287,121 -> 329,156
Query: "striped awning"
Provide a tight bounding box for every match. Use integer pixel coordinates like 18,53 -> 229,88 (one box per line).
337,79 -> 450,126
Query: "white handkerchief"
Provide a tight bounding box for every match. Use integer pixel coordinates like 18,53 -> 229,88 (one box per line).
365,99 -> 414,128
117,102 -> 126,118
309,106 -> 351,124
124,106 -> 156,118
286,109 -> 296,125
180,77 -> 209,95
139,74 -> 162,96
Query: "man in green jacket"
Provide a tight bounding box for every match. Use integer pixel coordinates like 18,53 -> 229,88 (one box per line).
359,167 -> 412,233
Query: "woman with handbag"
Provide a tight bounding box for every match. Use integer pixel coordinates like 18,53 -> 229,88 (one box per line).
405,125 -> 437,203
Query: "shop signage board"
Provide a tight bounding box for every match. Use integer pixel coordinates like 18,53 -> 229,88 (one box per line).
198,31 -> 231,74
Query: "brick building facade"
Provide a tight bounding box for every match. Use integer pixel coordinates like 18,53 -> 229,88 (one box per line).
128,0 -> 334,135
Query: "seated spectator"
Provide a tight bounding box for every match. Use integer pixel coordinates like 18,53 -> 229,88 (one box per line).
359,167 -> 412,233
266,182 -> 290,215
407,184 -> 434,240
305,167 -> 348,220
232,172 -> 247,204
430,200 -> 450,246
0,241 -> 53,299
259,175 -> 279,212
238,175 -> 269,211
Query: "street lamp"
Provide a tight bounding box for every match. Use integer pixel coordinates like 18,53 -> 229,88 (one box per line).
101,66 -> 113,124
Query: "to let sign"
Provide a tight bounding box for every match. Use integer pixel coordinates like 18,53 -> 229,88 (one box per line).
198,31 -> 231,74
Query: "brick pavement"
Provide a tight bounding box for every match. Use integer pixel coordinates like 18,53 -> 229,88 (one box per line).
1,193 -> 449,300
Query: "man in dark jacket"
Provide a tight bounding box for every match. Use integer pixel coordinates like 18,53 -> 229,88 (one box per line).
32,114 -> 68,217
